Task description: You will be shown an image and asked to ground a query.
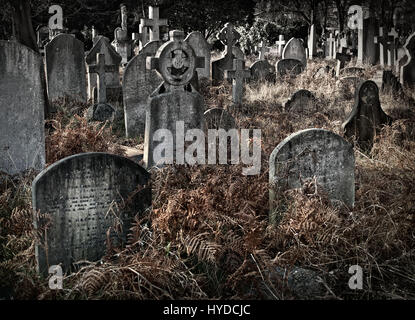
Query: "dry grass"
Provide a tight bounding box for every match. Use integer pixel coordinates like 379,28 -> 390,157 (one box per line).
1,58 -> 414,300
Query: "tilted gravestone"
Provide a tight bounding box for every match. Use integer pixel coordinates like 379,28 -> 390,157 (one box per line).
284,90 -> 317,114
0,41 -> 46,175
185,31 -> 211,80
282,38 -> 307,67
400,32 -> 415,87
212,23 -> 241,83
204,108 -> 236,131
342,80 -> 392,151
276,58 -> 304,77
85,36 -> 122,102
144,30 -> 205,168
32,152 -> 151,276
87,53 -> 116,122
45,34 -> 87,104
250,60 -> 275,82
224,59 -> 251,105
269,129 -> 355,223
123,40 -> 163,138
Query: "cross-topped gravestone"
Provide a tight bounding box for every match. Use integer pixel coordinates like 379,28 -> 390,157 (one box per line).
212,23 -> 241,82
335,47 -> 352,77
255,41 -> 270,60
276,35 -> 286,57
225,59 -> 251,105
87,53 -> 116,121
342,80 -> 392,151
144,30 -> 205,167
140,6 -> 168,43
348,5 -> 364,64
112,4 -> 132,64
388,27 -> 399,70
374,27 -> 388,67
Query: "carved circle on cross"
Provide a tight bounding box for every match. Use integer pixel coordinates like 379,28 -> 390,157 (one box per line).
155,30 -> 196,86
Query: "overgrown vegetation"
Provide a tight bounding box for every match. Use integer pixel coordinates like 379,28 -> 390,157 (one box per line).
1,58 -> 414,300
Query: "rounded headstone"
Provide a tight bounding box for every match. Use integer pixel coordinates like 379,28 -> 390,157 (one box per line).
282,38 -> 307,67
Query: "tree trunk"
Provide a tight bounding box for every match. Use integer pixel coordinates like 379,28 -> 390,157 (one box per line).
10,0 -> 38,53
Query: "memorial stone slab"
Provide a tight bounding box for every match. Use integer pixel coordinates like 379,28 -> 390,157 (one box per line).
32,152 -> 151,276
269,129 -> 355,223
0,41 -> 46,175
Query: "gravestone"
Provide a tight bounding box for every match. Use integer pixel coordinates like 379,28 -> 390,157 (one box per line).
250,60 -> 275,82
0,41 -> 46,175
232,46 -> 244,60
255,41 -> 270,60
284,90 -> 317,114
400,32 -> 415,87
342,80 -> 392,151
388,28 -> 399,71
326,33 -> 335,59
276,35 -> 286,57
348,5 -> 365,64
185,31 -> 211,80
140,6 -> 168,44
204,108 -> 236,130
308,24 -> 316,58
85,36 -> 122,102
32,152 -> 151,276
282,38 -> 307,67
335,47 -> 352,77
87,53 -> 116,122
45,34 -> 87,104
212,23 -> 241,83
363,17 -> 379,65
269,129 -> 355,223
36,25 -> 49,51
224,59 -> 251,105
144,30 -> 205,168
276,59 -> 304,77
112,4 -> 132,64
374,27 -> 388,67
123,40 -> 163,138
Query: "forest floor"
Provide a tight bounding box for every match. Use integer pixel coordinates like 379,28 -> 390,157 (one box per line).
1,58 -> 415,300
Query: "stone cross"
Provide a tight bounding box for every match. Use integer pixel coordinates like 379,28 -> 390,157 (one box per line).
88,53 -> 117,104
224,59 -> 251,105
255,41 -> 269,60
219,23 -> 240,59
327,33 -> 335,58
348,5 -> 364,64
388,27 -> 399,68
335,47 -> 352,77
374,27 -> 388,67
121,4 -> 128,31
276,35 -> 286,56
140,6 -> 168,42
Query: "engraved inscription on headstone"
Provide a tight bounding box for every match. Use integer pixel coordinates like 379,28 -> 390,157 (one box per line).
32,152 -> 151,276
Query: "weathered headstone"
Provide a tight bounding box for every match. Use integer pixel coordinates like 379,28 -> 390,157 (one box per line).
284,90 -> 317,114
342,80 -> 392,151
250,60 -> 275,82
335,47 -> 352,77
32,152 -> 151,276
212,23 -> 241,83
276,58 -> 304,77
269,129 -> 355,223
307,24 -> 316,59
144,30 -> 205,168
374,27 -> 387,67
255,41 -> 270,60
388,27 -> 399,71
363,17 -> 379,65
123,40 -> 163,138
0,41 -> 46,175
224,59 -> 251,105
282,38 -> 307,67
140,6 -> 168,43
112,4 -> 133,64
400,32 -> 415,87
85,36 -> 122,102
204,108 -> 236,130
326,33 -> 335,59
185,31 -> 211,80
45,34 -> 87,104
87,53 -> 116,121
348,5 -> 365,64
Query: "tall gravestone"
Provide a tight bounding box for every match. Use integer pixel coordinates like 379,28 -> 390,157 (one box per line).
307,24 -> 316,58
185,31 -> 211,80
212,23 -> 241,83
348,5 -> 365,64
32,152 -> 151,276
282,38 -> 307,67
400,32 -> 415,87
0,41 -> 46,175
112,4 -> 132,65
225,59 -> 251,105
144,30 -> 205,168
342,80 -> 392,151
85,36 -> 122,102
363,17 -> 379,65
45,34 -> 87,104
123,40 -> 163,138
269,129 -> 355,223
